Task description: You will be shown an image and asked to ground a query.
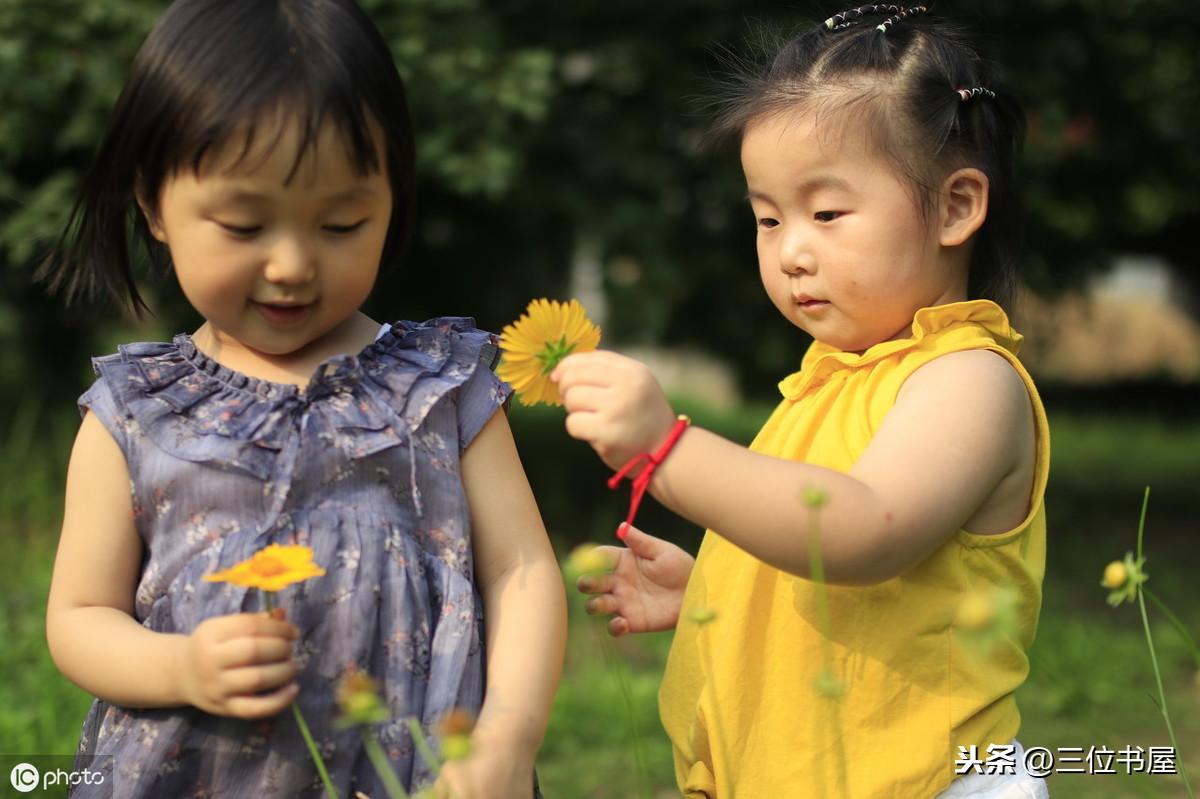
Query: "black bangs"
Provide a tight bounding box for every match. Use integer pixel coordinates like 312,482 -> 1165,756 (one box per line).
41,0 -> 415,315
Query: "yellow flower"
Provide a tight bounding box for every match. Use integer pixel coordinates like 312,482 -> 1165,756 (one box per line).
335,665 -> 391,728
954,586 -> 1018,653
1104,551 -> 1148,607
437,708 -> 476,761
564,543 -> 614,580
203,544 -> 326,592
1101,560 -> 1128,590
955,591 -> 996,631
497,298 -> 601,406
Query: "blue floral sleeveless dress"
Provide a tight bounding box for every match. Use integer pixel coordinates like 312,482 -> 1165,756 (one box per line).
69,318 -> 530,798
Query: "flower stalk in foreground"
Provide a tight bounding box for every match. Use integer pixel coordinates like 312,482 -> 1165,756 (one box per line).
1110,487 -> 1195,798
204,546 -> 336,799
802,486 -> 850,799
334,667 -> 411,799
497,298 -> 601,406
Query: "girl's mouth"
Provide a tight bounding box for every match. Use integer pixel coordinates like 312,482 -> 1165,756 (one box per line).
252,301 -> 315,326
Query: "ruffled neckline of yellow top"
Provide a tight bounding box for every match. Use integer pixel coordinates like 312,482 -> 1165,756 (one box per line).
778,299 -> 1022,400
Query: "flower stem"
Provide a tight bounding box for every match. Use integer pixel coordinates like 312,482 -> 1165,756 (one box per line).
591,620 -> 649,799
1144,588 -> 1200,667
362,731 -> 410,799
1134,487 -> 1195,799
404,717 -> 444,776
262,592 -> 339,799
697,625 -> 733,799
807,506 -> 850,799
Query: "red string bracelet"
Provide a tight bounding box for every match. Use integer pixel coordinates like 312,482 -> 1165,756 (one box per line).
607,414 -> 692,538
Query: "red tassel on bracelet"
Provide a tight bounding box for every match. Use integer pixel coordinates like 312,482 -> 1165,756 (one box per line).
607,415 -> 692,538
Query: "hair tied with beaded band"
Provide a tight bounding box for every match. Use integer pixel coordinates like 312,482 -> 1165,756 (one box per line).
876,5 -> 928,33
823,4 -> 904,31
957,86 -> 997,102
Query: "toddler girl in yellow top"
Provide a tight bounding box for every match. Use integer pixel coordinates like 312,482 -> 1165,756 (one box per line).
552,5 -> 1049,798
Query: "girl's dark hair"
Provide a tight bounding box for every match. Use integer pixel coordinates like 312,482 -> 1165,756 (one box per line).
41,0 -> 416,315
713,5 -> 1026,308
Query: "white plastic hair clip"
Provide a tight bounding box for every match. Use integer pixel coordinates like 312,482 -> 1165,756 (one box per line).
875,5 -> 928,33
957,86 -> 997,102
823,4 -> 903,32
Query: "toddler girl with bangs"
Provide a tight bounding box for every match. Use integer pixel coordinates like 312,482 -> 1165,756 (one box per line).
556,5 -> 1050,797
43,2 -> 563,797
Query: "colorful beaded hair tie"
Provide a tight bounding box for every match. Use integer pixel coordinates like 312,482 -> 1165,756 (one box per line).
957,86 -> 997,102
823,4 -> 904,31
876,5 -> 928,33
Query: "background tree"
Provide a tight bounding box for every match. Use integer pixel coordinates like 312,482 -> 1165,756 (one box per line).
2,0 -> 1197,414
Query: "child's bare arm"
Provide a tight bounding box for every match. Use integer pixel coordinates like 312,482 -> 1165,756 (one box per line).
46,412 -> 300,718
555,349 -> 1035,585
455,411 -> 567,789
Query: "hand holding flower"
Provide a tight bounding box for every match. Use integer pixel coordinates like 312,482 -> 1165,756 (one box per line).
175,611 -> 300,718
552,350 -> 678,471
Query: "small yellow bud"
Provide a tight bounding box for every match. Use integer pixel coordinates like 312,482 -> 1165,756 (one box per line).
814,670 -> 844,699
955,592 -> 995,631
686,606 -> 718,626
1101,561 -> 1128,589
436,708 -> 475,761
565,544 -> 612,578
802,487 -> 830,509
441,733 -> 472,761
334,666 -> 390,727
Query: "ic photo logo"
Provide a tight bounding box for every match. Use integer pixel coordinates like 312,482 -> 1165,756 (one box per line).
9,762 -> 39,793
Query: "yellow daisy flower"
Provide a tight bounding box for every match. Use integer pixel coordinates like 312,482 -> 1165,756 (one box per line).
497,298 -> 601,406
203,544 -> 326,592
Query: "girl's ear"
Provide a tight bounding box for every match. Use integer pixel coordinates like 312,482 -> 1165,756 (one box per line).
938,167 -> 989,247
135,182 -> 167,243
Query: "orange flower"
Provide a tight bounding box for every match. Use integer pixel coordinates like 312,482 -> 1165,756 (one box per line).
497,298 -> 601,406
204,544 -> 326,592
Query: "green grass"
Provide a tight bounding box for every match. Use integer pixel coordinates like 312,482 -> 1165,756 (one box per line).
3,407 -> 1198,797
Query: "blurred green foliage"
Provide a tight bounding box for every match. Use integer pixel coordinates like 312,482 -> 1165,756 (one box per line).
1,0 -> 1199,411
4,407 -> 1198,795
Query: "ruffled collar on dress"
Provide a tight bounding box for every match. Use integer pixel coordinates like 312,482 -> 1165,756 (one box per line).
170,318 -> 456,402
777,300 -> 1022,400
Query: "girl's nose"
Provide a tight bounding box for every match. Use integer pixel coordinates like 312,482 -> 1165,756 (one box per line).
263,236 -> 316,285
779,230 -> 816,275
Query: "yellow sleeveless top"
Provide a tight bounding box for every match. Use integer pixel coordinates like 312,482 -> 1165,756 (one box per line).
658,300 -> 1050,798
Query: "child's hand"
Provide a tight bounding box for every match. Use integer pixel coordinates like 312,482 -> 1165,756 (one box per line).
428,746 -> 533,799
552,351 -> 677,470
577,523 -> 694,637
176,610 -> 300,718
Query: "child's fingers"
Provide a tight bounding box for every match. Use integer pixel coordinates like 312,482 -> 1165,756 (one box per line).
584,594 -> 620,616
564,409 -> 604,442
552,351 -> 626,386
576,571 -> 616,595
219,635 -> 294,668
223,661 -> 298,696
222,612 -> 300,641
607,616 -> 631,637
223,682 -> 300,719
620,524 -> 665,557
557,383 -> 608,413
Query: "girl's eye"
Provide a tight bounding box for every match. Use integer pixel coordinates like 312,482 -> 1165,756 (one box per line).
323,221 -> 366,235
218,222 -> 262,237
814,211 -> 843,223
757,217 -> 780,229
